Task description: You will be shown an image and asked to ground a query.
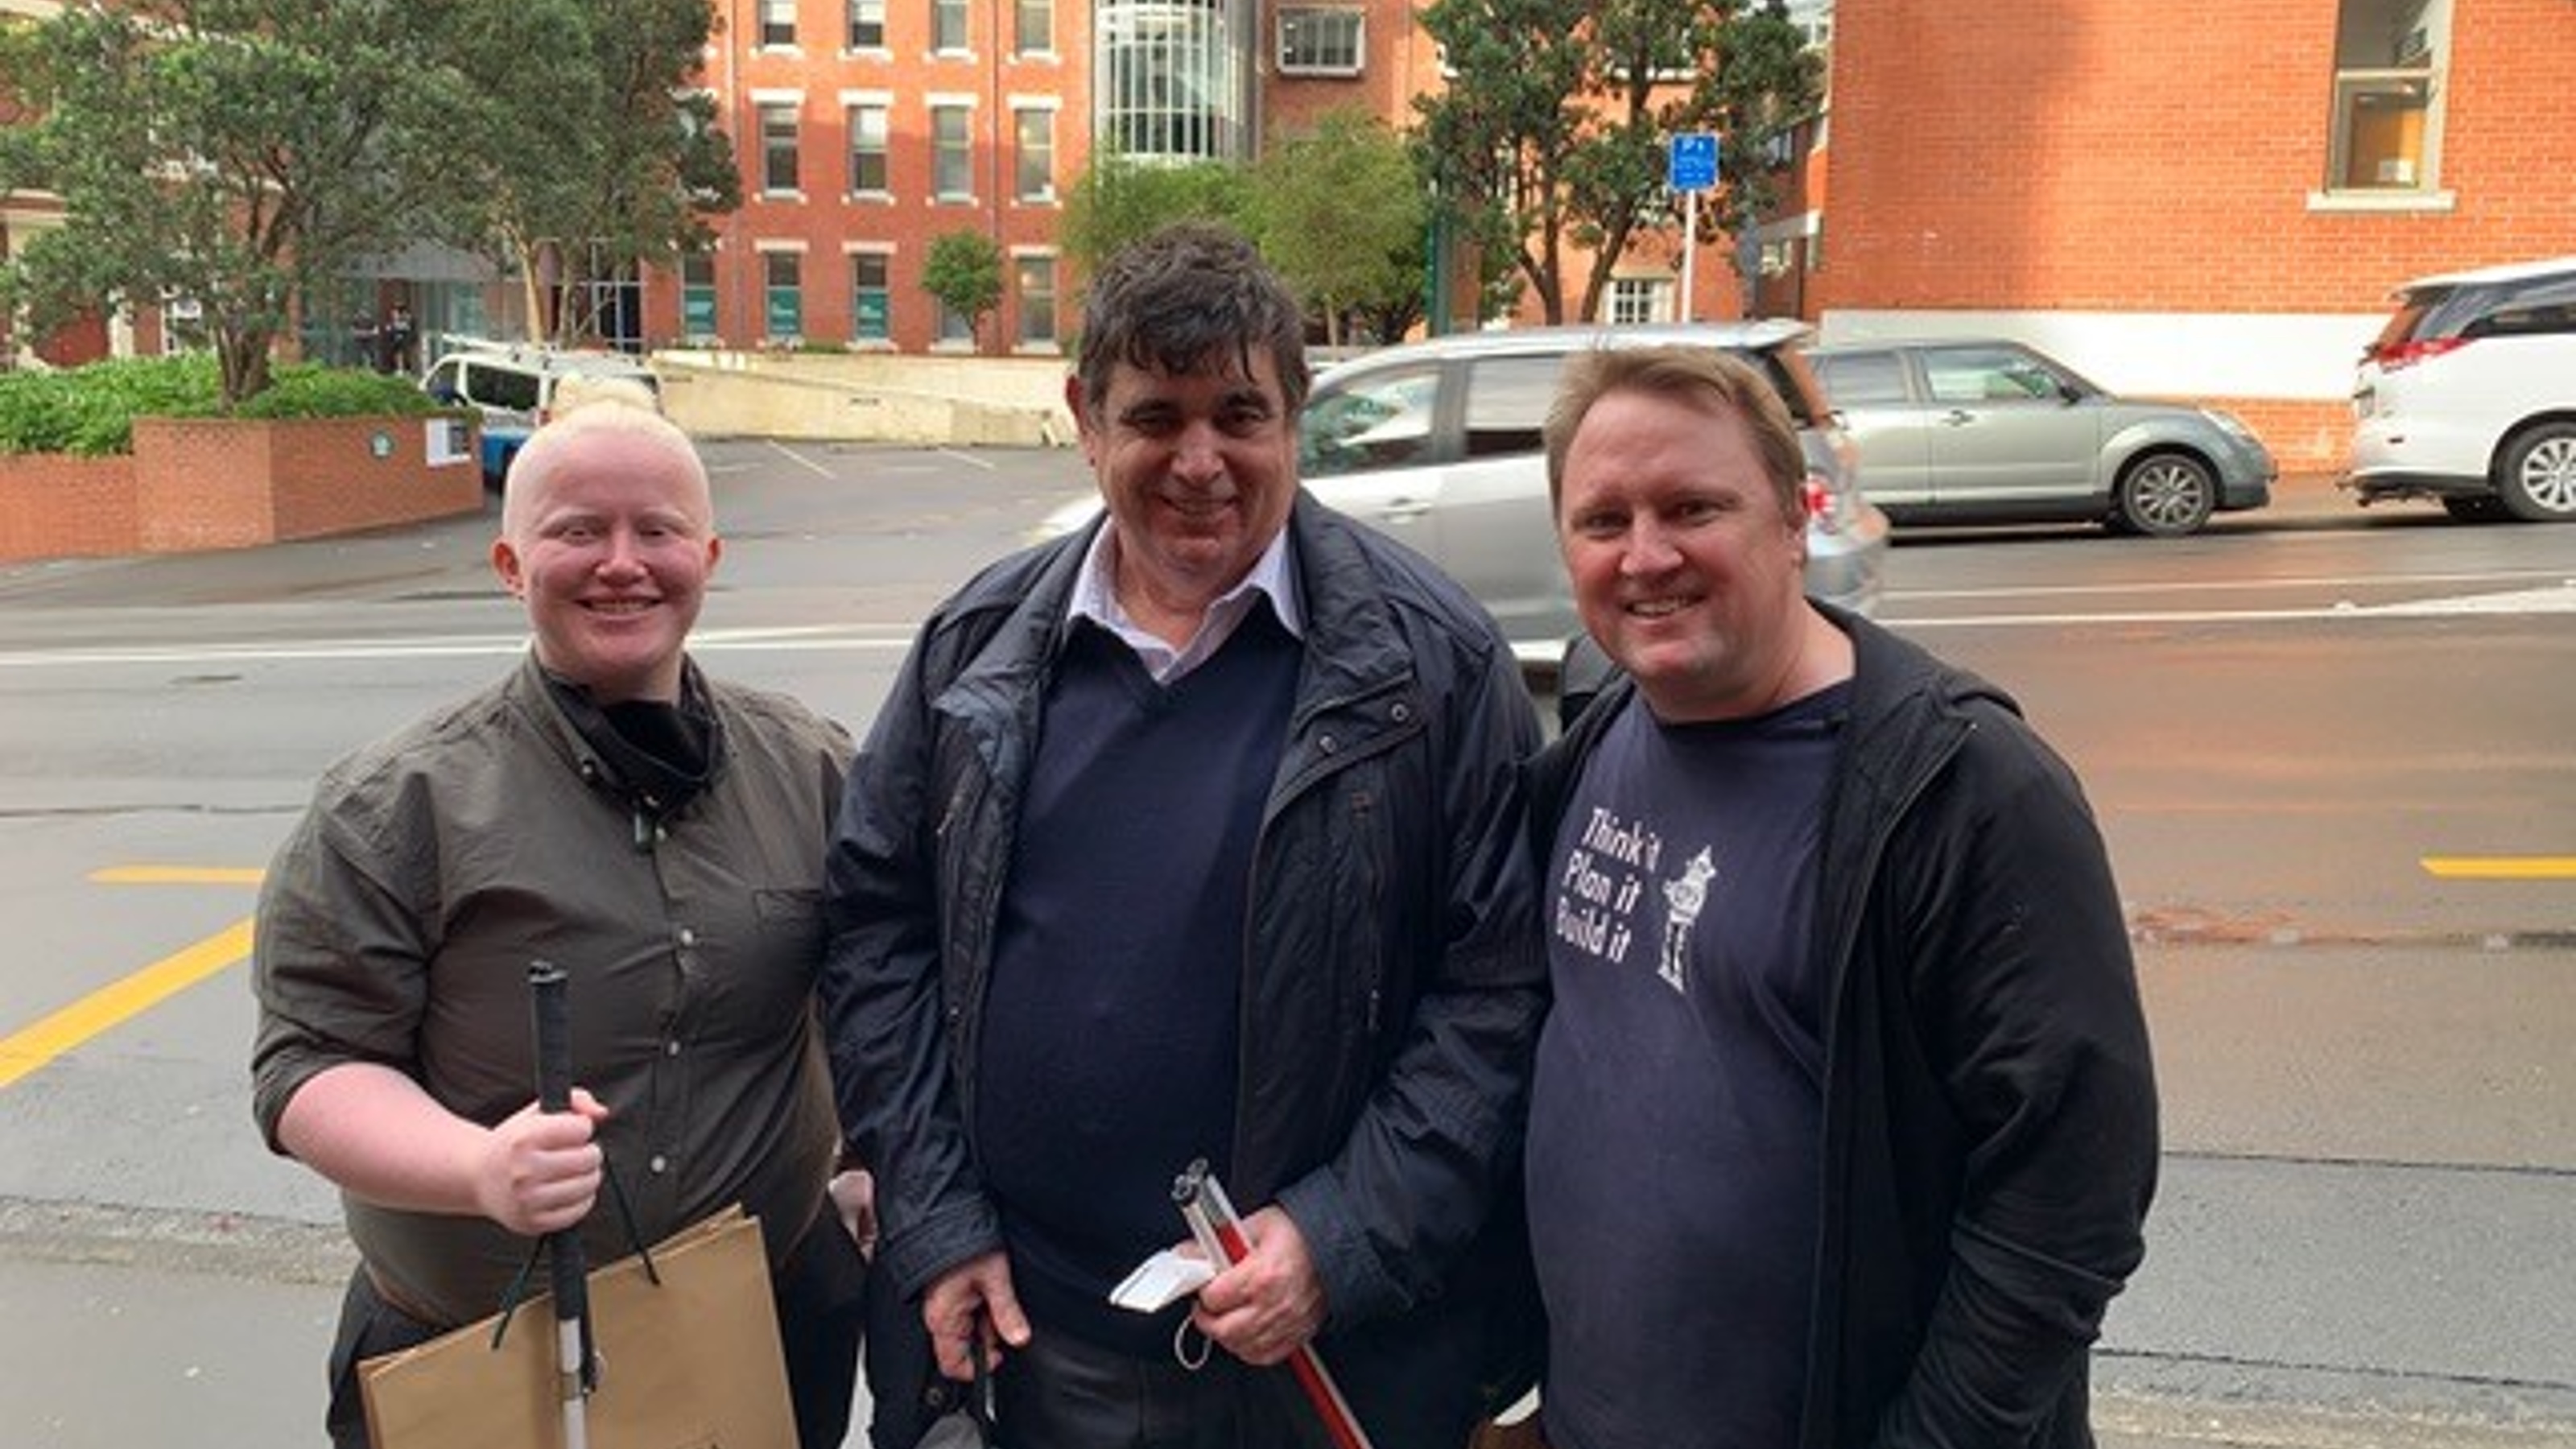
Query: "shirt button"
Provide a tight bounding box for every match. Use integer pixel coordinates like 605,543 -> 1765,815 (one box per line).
649,1154 -> 669,1174
665,1039 -> 682,1057
1390,702 -> 1412,724
676,927 -> 698,947
1318,733 -> 1340,754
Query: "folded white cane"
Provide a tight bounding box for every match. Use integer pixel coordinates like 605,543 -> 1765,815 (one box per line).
1173,1160 -> 1377,1449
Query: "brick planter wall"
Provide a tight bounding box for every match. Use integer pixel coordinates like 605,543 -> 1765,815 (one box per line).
0,453 -> 140,559
0,414 -> 482,563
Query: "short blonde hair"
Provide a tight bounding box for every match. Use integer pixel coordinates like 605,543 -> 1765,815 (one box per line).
500,391 -> 709,539
1542,345 -> 1808,522
547,373 -> 663,417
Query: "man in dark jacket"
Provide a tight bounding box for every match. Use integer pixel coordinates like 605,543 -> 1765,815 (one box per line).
1521,345 -> 2158,1449
820,221 -> 1546,1448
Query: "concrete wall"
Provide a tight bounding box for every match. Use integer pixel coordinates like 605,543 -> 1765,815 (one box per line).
654,350 -> 1077,448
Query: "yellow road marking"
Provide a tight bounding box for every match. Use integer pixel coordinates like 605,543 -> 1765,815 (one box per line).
0,917 -> 256,1090
89,866 -> 267,886
2420,857 -> 2576,881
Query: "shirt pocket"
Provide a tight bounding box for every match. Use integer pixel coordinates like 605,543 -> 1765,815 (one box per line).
753,886 -> 827,963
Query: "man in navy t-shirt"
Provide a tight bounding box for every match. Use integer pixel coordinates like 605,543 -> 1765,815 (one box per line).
1521,345 -> 2158,1449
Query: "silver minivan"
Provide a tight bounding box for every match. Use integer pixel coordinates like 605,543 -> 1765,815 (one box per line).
1294,322 -> 1889,668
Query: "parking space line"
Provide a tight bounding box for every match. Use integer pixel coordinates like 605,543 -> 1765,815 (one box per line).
2421,856 -> 2576,880
91,866 -> 267,886
0,917 -> 255,1089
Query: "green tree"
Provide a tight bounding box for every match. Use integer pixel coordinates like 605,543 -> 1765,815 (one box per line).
1245,109 -> 1426,347
922,229 -> 1005,349
439,0 -> 738,345
0,1 -> 461,406
1414,0 -> 1823,323
1058,153 -> 1251,286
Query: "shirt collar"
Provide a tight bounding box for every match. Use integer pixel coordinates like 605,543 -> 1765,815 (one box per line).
1067,516 -> 1305,683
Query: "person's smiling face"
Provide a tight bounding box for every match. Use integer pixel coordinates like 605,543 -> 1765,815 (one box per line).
1071,349 -> 1299,642
492,421 -> 719,704
1557,387 -> 1816,722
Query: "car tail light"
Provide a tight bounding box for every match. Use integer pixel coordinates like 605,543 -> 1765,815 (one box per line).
2364,336 -> 2468,371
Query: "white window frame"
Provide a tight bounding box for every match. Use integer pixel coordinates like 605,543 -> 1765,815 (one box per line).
758,0 -> 798,47
756,242 -> 808,345
753,95 -> 804,196
932,0 -> 971,54
1012,249 -> 1059,351
1278,7 -> 1364,77
2316,0 -> 2451,207
930,97 -> 976,200
1013,101 -> 1057,203
842,93 -> 893,198
847,0 -> 886,51
1606,276 -> 1673,327
845,245 -> 895,347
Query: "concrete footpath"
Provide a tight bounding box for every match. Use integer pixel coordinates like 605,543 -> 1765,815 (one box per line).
6,1198 -> 2571,1449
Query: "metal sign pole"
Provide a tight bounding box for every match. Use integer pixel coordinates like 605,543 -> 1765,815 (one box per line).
1681,188 -> 1699,323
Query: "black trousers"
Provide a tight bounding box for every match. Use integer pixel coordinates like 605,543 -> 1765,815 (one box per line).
989,1326 -> 1330,1449
324,1212 -> 866,1449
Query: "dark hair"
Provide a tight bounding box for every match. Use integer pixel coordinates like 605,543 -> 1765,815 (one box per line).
1073,221 -> 1309,419
1541,345 -> 1808,522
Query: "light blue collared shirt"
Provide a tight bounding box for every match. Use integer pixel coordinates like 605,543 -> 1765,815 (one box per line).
1067,519 -> 1305,683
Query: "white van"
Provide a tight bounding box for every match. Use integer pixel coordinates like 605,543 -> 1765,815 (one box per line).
2347,256 -> 2576,522
420,341 -> 662,488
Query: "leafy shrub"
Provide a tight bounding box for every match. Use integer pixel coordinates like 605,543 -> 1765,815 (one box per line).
0,353 -> 433,456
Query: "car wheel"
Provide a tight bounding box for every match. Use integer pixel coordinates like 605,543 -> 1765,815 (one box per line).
2442,495 -> 2512,522
2496,423 -> 2576,522
2114,453 -> 2216,536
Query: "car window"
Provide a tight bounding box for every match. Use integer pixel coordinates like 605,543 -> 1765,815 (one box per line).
1813,350 -> 1909,407
469,362 -> 542,413
2463,274 -> 2576,339
1460,353 -> 1563,458
1301,366 -> 1440,477
1922,345 -> 2058,404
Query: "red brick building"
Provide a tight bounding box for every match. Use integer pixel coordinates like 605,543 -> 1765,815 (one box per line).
1813,0 -> 2576,468
656,0 -> 1445,356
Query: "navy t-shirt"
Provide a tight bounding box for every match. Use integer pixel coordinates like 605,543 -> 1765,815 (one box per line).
1528,682 -> 1846,1449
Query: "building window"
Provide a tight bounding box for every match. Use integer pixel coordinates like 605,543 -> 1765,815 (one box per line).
848,103 -> 890,194
1278,8 -> 1362,76
933,0 -> 970,52
1013,107 -> 1054,201
1097,0 -> 1248,161
758,0 -> 797,46
850,251 -> 892,341
681,252 -> 719,341
848,0 -> 885,48
932,103 -> 973,198
2329,0 -> 2446,192
1606,276 -> 1672,325
1014,254 -> 1058,348
763,251 -> 803,341
1016,0 -> 1053,55
758,102 -> 801,193
936,297 -> 975,345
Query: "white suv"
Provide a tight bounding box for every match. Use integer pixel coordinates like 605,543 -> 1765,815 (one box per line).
2347,255 -> 2576,522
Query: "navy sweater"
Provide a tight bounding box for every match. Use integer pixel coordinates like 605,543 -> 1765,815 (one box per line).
974,612 -> 1299,1355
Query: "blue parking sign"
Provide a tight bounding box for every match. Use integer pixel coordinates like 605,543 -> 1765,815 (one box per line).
1669,131 -> 1719,192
